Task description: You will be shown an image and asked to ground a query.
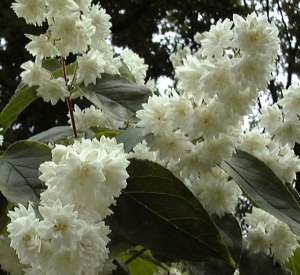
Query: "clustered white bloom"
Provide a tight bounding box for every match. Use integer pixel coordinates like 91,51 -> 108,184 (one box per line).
244,208 -> 299,265
13,0 -> 151,106
260,83 -> 300,147
7,137 -> 129,274
136,12 -> 280,217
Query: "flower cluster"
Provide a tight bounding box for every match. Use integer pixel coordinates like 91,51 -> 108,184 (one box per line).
7,137 -> 129,274
244,207 -> 299,265
260,83 -> 300,147
135,12 -> 280,217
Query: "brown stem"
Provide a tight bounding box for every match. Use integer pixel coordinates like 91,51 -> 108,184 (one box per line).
125,247 -> 148,265
61,57 -> 77,138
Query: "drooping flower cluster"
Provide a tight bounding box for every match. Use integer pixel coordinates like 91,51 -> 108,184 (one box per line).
7,137 -> 129,274
135,12 -> 280,218
244,207 -> 299,265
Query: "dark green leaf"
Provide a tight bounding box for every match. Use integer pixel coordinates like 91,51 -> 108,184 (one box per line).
185,260 -> 236,275
0,141 -> 51,207
115,126 -> 153,153
81,74 -> 152,121
0,192 -> 9,234
211,214 -> 242,263
220,150 -> 300,234
28,126 -> 74,142
239,250 -> 291,275
107,159 -> 234,264
0,86 -> 38,134
285,246 -> 300,275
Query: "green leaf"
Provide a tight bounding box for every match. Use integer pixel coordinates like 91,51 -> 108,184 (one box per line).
106,159 -> 234,264
0,86 -> 38,134
29,126 -> 74,142
239,250 -> 291,275
185,260 -> 236,275
42,58 -> 61,72
119,247 -> 159,275
211,214 -> 242,263
220,150 -> 300,235
84,126 -> 119,140
0,192 -> 9,234
81,74 -> 152,121
115,126 -> 153,153
285,246 -> 300,275
51,62 -> 77,79
118,61 -> 136,83
0,141 -> 51,207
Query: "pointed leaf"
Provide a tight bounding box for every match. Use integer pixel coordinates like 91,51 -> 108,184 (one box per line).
0,86 -> 38,134
118,61 -> 136,83
29,126 -> 74,142
211,214 -> 242,263
239,250 -> 291,275
106,159 -> 234,264
81,74 -> 152,121
115,126 -> 153,153
220,150 -> 300,234
0,141 -> 51,206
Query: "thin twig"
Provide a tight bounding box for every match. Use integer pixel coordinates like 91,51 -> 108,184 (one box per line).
125,247 -> 148,265
61,57 -> 78,138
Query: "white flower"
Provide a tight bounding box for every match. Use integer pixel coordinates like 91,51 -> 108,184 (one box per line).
245,224 -> 271,254
51,12 -> 95,56
232,12 -> 279,57
232,54 -> 274,91
7,204 -> 41,265
0,235 -> 28,275
76,49 -> 107,85
277,83 -> 300,118
11,0 -> 47,26
259,104 -> 283,134
88,4 -> 112,43
270,221 -> 299,264
39,200 -> 83,249
136,94 -> 173,136
191,167 -> 242,217
175,54 -> 210,102
20,60 -> 52,86
147,131 -> 193,161
272,118 -> 300,147
25,34 -> 59,59
46,0 -> 80,20
36,77 -> 70,105
198,18 -> 233,58
165,95 -> 194,135
192,100 -> 231,139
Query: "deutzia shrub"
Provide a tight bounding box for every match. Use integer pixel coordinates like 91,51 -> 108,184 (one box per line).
1,1 -> 300,274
